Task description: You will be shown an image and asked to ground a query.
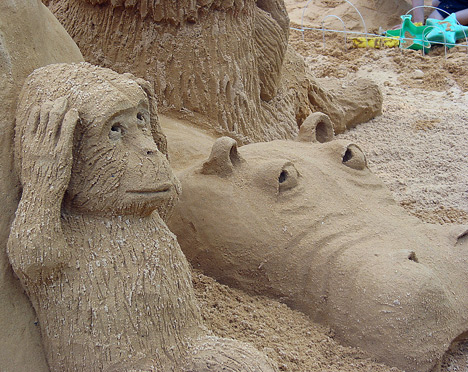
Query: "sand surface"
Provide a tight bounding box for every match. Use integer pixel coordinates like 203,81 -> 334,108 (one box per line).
191,1 -> 468,371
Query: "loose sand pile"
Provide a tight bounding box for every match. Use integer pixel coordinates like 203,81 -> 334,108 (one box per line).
191,2 -> 468,371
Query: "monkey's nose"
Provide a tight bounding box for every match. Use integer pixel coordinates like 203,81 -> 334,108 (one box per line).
144,148 -> 161,157
138,133 -> 160,157
142,142 -> 159,157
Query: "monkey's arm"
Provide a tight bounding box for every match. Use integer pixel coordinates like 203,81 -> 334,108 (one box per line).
7,98 -> 78,284
8,193 -> 70,283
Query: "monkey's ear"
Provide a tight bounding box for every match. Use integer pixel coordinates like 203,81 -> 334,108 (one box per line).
297,112 -> 334,143
201,137 -> 244,177
123,73 -> 168,157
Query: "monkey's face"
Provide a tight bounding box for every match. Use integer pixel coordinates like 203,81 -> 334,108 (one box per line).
64,90 -> 180,218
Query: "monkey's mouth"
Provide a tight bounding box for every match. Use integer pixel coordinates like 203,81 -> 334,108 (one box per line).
126,183 -> 173,196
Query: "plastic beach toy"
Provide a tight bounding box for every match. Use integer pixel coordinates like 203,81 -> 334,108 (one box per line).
386,15 -> 431,52
386,13 -> 468,52
425,13 -> 468,48
352,37 -> 399,48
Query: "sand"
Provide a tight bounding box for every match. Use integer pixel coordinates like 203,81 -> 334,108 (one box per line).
3,1 -> 467,371
190,2 -> 468,371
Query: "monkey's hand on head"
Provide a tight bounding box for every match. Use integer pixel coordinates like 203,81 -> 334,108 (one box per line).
20,97 -> 79,205
7,97 -> 78,284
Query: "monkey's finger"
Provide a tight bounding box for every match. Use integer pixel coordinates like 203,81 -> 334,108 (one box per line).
49,97 -> 68,142
26,105 -> 41,137
38,101 -> 54,140
135,77 -> 152,92
56,109 -> 79,155
122,72 -> 137,81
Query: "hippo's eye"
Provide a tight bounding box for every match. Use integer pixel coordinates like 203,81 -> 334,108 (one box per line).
342,144 -> 367,170
137,112 -> 144,121
109,123 -> 124,141
279,163 -> 299,192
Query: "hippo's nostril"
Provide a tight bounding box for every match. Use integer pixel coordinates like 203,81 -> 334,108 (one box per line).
146,150 -> 154,156
408,251 -> 419,263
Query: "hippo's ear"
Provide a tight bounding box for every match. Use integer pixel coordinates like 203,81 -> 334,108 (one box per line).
297,112 -> 334,143
201,137 -> 244,177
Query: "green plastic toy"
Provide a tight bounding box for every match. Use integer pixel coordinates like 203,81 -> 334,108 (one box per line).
386,13 -> 468,53
387,14 -> 431,52
425,13 -> 468,48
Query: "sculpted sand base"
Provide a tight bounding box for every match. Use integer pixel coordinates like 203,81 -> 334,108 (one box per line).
7,63 -> 277,372
168,127 -> 468,372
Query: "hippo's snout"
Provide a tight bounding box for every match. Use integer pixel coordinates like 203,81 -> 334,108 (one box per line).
311,237 -> 467,372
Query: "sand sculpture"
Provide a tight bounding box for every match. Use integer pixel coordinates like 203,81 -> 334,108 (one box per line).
7,62 -> 278,372
168,121 -> 468,372
44,0 -> 383,142
0,1 -> 83,370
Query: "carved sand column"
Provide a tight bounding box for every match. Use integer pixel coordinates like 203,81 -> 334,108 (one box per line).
46,0 -> 382,142
0,2 -> 83,371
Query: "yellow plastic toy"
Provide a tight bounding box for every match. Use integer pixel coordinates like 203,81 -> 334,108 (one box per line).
352,36 -> 400,48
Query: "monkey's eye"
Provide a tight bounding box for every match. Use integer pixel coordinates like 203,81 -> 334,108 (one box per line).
109,124 -> 123,141
137,112 -> 149,130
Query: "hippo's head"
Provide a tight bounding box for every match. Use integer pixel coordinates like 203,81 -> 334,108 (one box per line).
168,118 -> 468,372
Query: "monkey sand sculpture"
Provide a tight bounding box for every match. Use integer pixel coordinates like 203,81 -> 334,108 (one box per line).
167,119 -> 468,372
7,62 -> 278,372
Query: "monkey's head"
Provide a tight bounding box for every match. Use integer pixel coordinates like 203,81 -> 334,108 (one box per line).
15,62 -> 180,219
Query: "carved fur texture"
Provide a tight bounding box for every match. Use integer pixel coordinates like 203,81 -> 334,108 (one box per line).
45,0 -> 382,142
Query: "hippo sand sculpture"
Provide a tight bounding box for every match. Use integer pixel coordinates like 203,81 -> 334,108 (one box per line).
45,0 -> 382,142
167,116 -> 468,372
7,62 -> 278,372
